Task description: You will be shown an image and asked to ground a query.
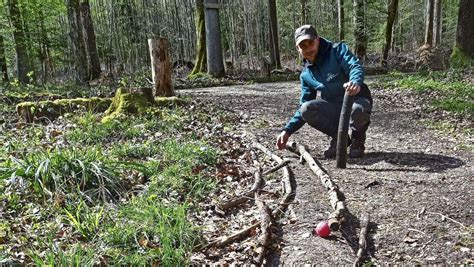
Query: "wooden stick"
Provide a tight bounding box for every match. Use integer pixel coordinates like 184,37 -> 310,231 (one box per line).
286,141 -> 346,230
262,159 -> 290,176
254,192 -> 273,265
201,222 -> 261,250
218,166 -> 264,210
336,91 -> 354,168
353,213 -> 370,267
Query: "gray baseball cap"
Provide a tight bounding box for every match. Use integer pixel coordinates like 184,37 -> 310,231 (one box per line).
294,25 -> 318,46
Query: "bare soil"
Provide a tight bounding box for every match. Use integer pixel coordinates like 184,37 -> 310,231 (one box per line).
181,79 -> 473,265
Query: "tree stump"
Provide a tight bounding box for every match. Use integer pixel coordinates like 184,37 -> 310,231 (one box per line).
148,37 -> 174,97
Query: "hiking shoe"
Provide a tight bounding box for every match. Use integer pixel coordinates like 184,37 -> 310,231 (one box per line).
324,136 -> 351,158
349,131 -> 366,158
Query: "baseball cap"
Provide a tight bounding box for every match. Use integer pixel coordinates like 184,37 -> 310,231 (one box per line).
294,25 -> 318,46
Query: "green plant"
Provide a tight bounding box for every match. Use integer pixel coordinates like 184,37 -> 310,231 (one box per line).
64,201 -> 103,240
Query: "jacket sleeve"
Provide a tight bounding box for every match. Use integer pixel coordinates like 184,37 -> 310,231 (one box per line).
283,76 -> 317,135
335,42 -> 364,85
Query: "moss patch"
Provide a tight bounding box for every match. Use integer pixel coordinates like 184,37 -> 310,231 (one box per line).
16,97 -> 111,122
450,46 -> 473,68
101,88 -> 187,123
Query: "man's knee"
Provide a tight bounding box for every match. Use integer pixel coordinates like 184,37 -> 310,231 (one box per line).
351,103 -> 370,129
300,101 -> 319,122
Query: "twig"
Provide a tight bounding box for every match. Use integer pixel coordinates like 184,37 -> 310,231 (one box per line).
426,211 -> 467,229
201,222 -> 261,250
218,166 -> 264,210
353,213 -> 370,267
262,159 -> 291,176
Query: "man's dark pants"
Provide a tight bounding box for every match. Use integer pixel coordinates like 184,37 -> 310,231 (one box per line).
300,97 -> 372,139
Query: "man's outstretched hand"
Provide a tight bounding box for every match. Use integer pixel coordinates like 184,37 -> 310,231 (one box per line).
343,81 -> 361,96
276,131 -> 290,150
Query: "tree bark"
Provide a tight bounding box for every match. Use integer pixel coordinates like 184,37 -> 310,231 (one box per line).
338,0 -> 345,41
190,0 -> 206,75
0,35 -> 8,82
7,0 -> 32,84
81,1 -> 101,80
204,0 -> 225,78
381,0 -> 399,66
433,0 -> 442,46
148,37 -> 174,97
451,0 -> 474,66
424,0 -> 434,46
353,0 -> 366,61
268,0 -> 281,69
66,0 -> 89,83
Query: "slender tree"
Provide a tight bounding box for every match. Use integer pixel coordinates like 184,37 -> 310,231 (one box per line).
7,0 -> 32,83
0,35 -> 8,82
353,0 -> 366,60
300,0 -> 307,25
268,0 -> 281,69
81,0 -> 101,80
204,0 -> 225,77
381,0 -> 399,66
433,0 -> 442,46
190,0 -> 206,76
451,0 -> 474,67
424,0 -> 434,46
338,0 -> 345,41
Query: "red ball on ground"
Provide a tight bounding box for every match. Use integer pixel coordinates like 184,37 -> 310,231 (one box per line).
314,221 -> 331,237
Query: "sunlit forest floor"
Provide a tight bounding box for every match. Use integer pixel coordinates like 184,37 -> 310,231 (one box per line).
0,70 -> 472,265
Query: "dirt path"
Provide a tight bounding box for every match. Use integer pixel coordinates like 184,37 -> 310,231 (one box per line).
181,80 -> 473,265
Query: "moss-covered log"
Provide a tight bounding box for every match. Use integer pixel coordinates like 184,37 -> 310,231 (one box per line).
16,97 -> 111,122
101,88 -> 187,123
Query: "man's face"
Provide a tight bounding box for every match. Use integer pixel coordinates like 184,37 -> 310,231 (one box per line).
297,38 -> 318,63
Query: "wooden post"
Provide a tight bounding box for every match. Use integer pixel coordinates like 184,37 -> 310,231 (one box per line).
148,37 -> 174,97
204,0 -> 225,78
336,91 -> 354,168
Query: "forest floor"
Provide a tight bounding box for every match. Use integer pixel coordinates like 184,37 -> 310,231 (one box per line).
182,75 -> 473,265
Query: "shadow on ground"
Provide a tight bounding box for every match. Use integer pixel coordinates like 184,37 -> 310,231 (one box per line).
349,151 -> 465,172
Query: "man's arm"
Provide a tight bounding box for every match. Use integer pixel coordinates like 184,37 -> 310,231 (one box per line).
335,42 -> 364,85
283,77 -> 317,135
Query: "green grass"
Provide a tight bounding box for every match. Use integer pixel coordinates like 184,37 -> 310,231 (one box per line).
381,70 -> 473,116
1,99 -> 229,264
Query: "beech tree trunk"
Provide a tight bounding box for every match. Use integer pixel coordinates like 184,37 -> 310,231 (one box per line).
8,0 -> 32,84
424,0 -> 434,46
148,38 -> 174,97
382,0 -> 399,66
338,0 -> 345,41
81,1 -> 101,80
268,0 -> 281,69
66,0 -> 88,83
353,0 -> 366,60
0,35 -> 8,82
190,0 -> 206,75
300,0 -> 307,26
451,0 -> 474,62
204,0 -> 225,77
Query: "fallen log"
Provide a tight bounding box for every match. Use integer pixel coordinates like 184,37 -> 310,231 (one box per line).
254,192 -> 273,265
353,213 -> 370,267
286,141 -> 346,230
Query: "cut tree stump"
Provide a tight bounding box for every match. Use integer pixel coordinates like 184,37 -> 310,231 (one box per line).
286,141 -> 347,230
148,37 -> 174,97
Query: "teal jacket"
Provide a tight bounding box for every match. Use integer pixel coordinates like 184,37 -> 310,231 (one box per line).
284,38 -> 372,135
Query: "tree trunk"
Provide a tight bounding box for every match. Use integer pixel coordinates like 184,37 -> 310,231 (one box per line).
433,0 -> 442,46
381,0 -> 399,66
424,0 -> 434,46
148,38 -> 174,97
66,0 -> 88,83
300,0 -> 307,25
204,0 -> 225,77
338,0 -> 345,41
353,0 -> 366,60
0,35 -> 8,82
81,1 -> 101,80
451,0 -> 474,67
190,0 -> 206,76
7,0 -> 32,84
268,0 -> 281,69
